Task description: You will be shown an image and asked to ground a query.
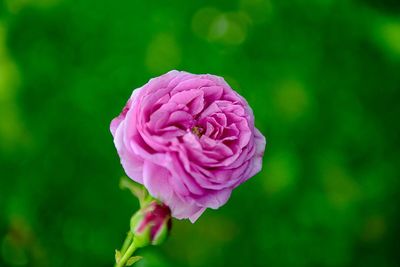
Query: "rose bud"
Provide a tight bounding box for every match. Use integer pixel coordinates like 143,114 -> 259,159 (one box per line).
130,201 -> 172,248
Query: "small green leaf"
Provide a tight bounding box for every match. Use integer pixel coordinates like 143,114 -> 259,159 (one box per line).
115,249 -> 122,263
126,256 -> 143,266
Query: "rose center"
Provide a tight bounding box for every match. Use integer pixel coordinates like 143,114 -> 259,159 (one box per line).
191,126 -> 204,138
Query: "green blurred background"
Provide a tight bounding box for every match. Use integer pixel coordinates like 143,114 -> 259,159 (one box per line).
1,0 -> 400,266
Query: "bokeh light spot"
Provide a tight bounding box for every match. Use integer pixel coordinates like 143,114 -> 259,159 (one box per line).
239,0 -> 273,24
274,79 -> 310,121
319,157 -> 360,209
374,19 -> 400,58
361,215 -> 386,242
145,33 -> 181,75
192,7 -> 221,40
192,8 -> 250,45
5,0 -> 59,13
263,151 -> 299,195
0,22 -> 27,150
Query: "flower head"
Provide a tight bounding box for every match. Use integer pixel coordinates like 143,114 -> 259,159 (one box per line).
111,71 -> 266,222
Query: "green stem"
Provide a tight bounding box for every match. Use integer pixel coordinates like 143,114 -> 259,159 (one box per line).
116,240 -> 136,267
120,231 -> 133,255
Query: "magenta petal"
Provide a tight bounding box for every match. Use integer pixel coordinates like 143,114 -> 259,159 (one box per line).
171,77 -> 212,94
168,89 -> 205,116
201,86 -> 224,103
143,161 -> 173,202
194,188 -> 231,209
245,129 -> 266,179
114,122 -> 144,183
188,207 -> 206,223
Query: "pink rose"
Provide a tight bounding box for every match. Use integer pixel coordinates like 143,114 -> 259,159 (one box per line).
111,70 -> 266,222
